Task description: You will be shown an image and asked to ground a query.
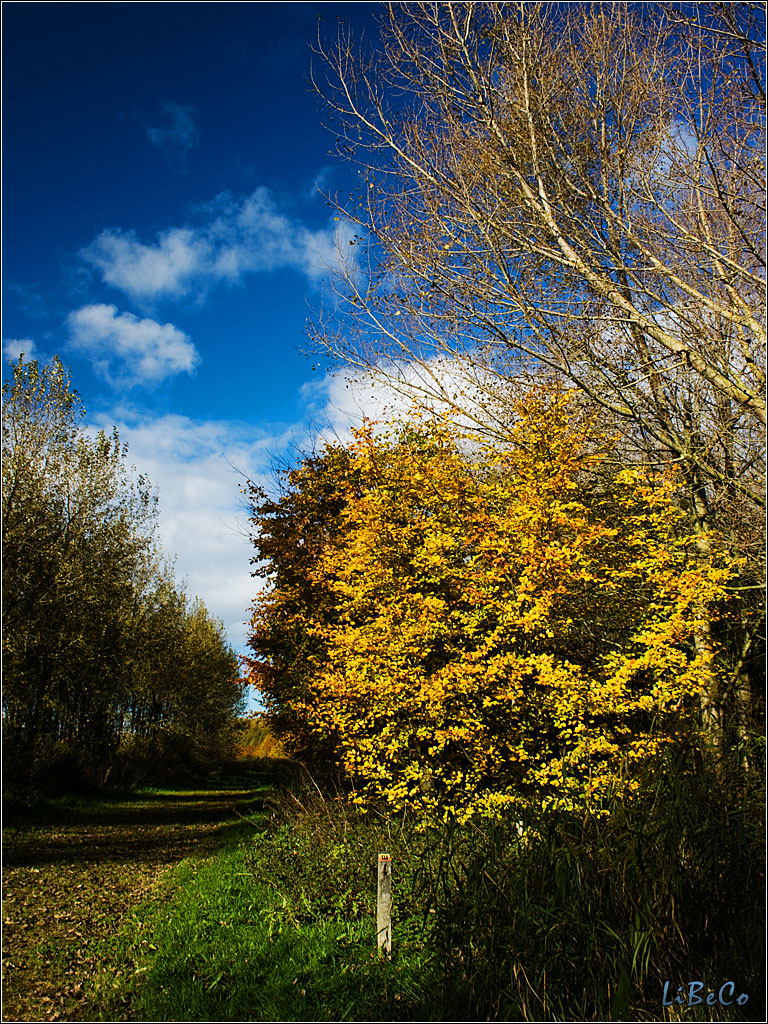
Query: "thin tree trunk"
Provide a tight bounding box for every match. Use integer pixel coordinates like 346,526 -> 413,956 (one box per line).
690,486 -> 723,767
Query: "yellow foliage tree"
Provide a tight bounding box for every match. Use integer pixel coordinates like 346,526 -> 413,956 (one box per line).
248,388 -> 735,819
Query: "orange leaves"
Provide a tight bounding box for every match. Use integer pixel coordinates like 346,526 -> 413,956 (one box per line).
248,388 -> 738,820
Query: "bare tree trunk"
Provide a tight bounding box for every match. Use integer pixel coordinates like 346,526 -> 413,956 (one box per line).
690,482 -> 725,765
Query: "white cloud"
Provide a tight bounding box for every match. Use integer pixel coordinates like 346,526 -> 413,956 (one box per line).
82,186 -> 357,303
89,410 -> 292,657
301,367 -> 419,443
147,101 -> 200,155
3,338 -> 38,363
305,165 -> 333,201
68,303 -> 200,385
82,229 -> 210,300
301,357 -> 500,444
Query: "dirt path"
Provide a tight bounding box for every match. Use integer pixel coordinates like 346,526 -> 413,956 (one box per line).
2,769 -> 270,1022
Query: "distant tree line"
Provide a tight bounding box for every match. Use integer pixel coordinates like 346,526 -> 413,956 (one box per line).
2,357 -> 244,795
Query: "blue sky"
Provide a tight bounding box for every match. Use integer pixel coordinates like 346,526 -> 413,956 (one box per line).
2,1 -> 389,680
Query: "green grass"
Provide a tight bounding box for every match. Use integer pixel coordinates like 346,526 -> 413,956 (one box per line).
2,767 -> 272,1021
86,806 -> 441,1022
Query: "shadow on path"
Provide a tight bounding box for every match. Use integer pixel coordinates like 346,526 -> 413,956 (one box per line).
1,762 -> 276,1022
3,767 -> 273,868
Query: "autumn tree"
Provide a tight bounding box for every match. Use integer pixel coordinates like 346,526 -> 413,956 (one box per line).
246,444 -> 359,764
311,0 -> 765,758
248,390 -> 740,819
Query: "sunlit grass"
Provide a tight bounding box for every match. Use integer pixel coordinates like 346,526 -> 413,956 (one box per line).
87,814 -> 440,1022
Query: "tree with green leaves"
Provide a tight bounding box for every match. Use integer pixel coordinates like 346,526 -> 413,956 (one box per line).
2,357 -> 243,791
3,357 -> 155,765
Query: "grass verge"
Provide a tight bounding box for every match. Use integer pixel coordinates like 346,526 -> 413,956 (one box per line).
84,789 -> 441,1022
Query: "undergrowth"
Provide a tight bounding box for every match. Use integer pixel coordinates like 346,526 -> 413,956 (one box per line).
85,752 -> 764,1022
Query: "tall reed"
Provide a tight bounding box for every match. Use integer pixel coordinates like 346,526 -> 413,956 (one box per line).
417,747 -> 764,1020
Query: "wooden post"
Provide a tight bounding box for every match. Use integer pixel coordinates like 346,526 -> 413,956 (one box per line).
377,853 -> 392,954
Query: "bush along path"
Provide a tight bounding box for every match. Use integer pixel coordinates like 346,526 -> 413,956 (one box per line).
2,766 -> 272,1022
